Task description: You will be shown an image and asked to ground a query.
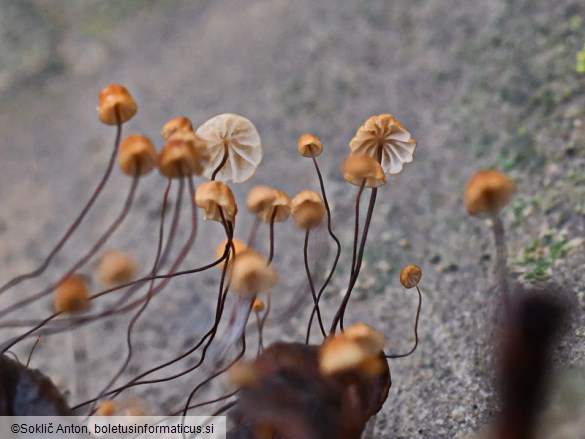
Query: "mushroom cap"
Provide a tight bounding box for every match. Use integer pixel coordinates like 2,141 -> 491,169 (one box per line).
96,400 -> 117,416
96,250 -> 138,287
158,137 -> 203,178
349,114 -> 416,175
161,116 -> 193,140
118,134 -> 158,176
291,190 -> 326,229
214,238 -> 249,268
54,274 -> 90,313
342,154 -> 387,188
98,84 -> 137,125
247,186 -> 291,223
196,113 -> 263,183
228,361 -> 259,388
195,181 -> 238,223
297,133 -> 323,158
252,298 -> 266,313
319,336 -> 367,376
464,170 -> 516,216
231,251 -> 277,297
343,322 -> 387,356
399,264 -> 422,289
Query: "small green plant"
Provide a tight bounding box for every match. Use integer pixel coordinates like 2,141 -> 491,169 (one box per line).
576,44 -> 585,74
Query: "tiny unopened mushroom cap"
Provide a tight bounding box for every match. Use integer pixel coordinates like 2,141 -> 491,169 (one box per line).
400,264 -> 422,289
195,181 -> 238,223
343,322 -> 386,356
214,238 -> 248,268
98,84 -> 137,125
196,113 -> 263,183
96,400 -> 117,416
231,251 -> 277,297
297,133 -> 323,158
158,138 -> 201,178
161,116 -> 193,139
54,275 -> 90,313
349,114 -> 416,175
252,298 -> 266,313
464,170 -> 516,216
291,190 -> 326,229
342,154 -> 387,188
118,134 -> 158,176
96,250 -> 138,287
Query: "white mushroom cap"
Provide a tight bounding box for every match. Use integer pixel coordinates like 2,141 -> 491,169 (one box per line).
196,113 -> 262,183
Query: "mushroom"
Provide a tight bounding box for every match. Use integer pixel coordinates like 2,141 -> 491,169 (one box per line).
342,154 -> 387,188
297,133 -> 323,158
118,134 -> 158,176
291,190 -> 326,230
54,274 -> 91,402
215,238 -> 249,269
95,250 -> 138,287
349,113 -> 416,174
195,181 -> 238,225
465,170 -> 516,312
386,264 -> 423,359
98,84 -> 137,126
196,113 -> 263,183
161,116 -> 194,139
158,136 -> 205,178
246,186 -> 291,264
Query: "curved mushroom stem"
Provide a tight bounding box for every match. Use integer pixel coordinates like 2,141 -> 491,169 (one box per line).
176,389 -> 239,416
330,184 -> 378,334
351,180 -> 367,276
386,285 -> 422,359
304,229 -> 326,340
25,336 -> 41,368
247,216 -> 261,248
267,209 -> 277,266
306,154 -> 342,343
0,109 -> 123,296
211,140 -> 230,181
491,213 -> 511,316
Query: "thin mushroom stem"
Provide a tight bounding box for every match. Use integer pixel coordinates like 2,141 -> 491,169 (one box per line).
306,154 -> 342,343
386,285 -> 422,359
330,185 -> 378,334
25,336 -> 41,368
351,180 -> 366,276
267,209 -> 277,266
246,216 -> 261,248
491,213 -> 510,316
0,109 -> 123,296
70,321 -> 88,404
257,294 -> 271,355
211,140 -> 229,181
304,229 -> 326,340
176,389 -> 239,415
0,169 -> 140,320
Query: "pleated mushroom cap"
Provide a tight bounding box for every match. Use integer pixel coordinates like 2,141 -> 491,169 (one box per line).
195,181 -> 238,223
464,170 -> 516,216
399,264 -> 422,289
161,116 -> 193,140
291,190 -> 326,229
349,114 -> 416,175
98,84 -> 137,125
342,154 -> 387,188
196,113 -> 262,183
297,133 -> 323,158
118,134 -> 158,176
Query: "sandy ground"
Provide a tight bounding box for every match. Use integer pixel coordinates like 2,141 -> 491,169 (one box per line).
0,0 -> 584,437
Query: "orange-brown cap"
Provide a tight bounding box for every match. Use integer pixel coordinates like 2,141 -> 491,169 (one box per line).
400,264 -> 422,289
161,116 -> 193,140
247,186 -> 291,223
297,133 -> 323,158
118,134 -> 158,176
96,400 -> 117,416
231,251 -> 277,297
319,335 -> 367,376
291,190 -> 326,229
158,138 -> 200,178
98,84 -> 137,125
228,361 -> 259,388
252,298 -> 266,313
195,181 -> 238,223
349,114 -> 416,175
54,274 -> 90,313
342,154 -> 387,188
464,170 -> 516,216
343,322 -> 387,356
96,250 -> 138,287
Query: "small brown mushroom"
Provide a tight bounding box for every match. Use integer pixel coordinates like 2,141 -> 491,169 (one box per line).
161,116 -> 194,140
464,170 -> 516,216
54,275 -> 90,314
399,264 -> 422,289
195,181 -> 238,223
98,84 -> 137,125
95,250 -> 138,287
118,134 -> 158,176
342,154 -> 387,188
297,133 -> 323,158
291,190 -> 326,229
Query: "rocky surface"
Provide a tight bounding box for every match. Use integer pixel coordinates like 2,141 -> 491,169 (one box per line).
0,0 -> 583,437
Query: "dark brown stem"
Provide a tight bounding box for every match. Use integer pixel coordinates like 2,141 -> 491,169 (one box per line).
304,229 -> 326,339
351,181 -> 366,275
267,209 -> 277,265
386,285 -> 422,359
0,110 -> 123,296
211,140 -> 229,181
